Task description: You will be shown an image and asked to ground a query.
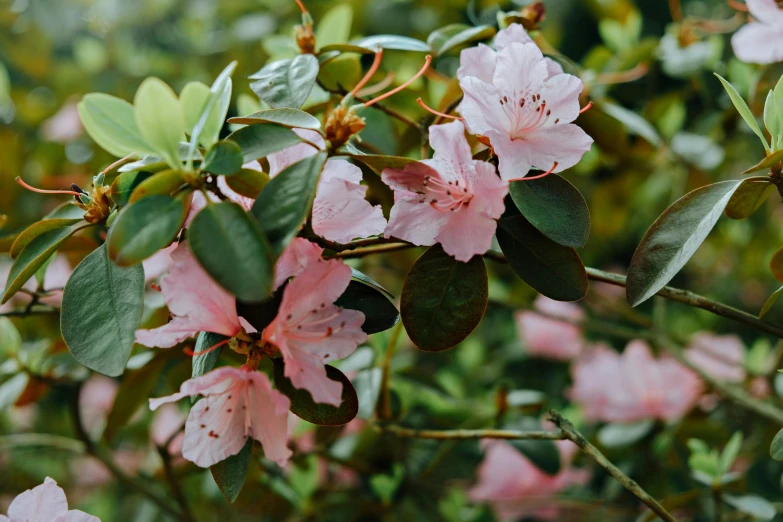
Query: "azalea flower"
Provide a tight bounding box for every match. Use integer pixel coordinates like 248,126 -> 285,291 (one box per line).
135,242 -> 254,348
459,41 -> 593,181
731,0 -> 783,64
0,477 -> 100,522
469,440 -> 589,521
263,256 -> 366,406
685,332 -> 747,383
569,340 -> 702,423
516,296 -> 584,360
273,237 -> 325,290
149,366 -> 291,468
186,174 -> 255,226
267,128 -> 386,244
381,120 -> 508,262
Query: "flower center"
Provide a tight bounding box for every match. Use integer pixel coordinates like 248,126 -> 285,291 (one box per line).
283,305 -> 348,342
419,174 -> 473,213
499,92 -> 558,140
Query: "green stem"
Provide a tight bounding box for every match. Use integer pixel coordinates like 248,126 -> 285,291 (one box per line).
378,322 -> 403,420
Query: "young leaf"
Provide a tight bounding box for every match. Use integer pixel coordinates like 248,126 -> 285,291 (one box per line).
192,332 -> 228,379
61,244 -> 145,376
180,82 -> 211,135
189,202 -> 275,302
106,195 -> 186,266
744,148 -> 783,173
509,174 -> 590,248
0,373 -> 30,410
203,141 -> 244,176
249,54 -> 320,109
626,180 -> 743,306
78,93 -> 155,157
272,358 -> 359,426
715,73 -> 771,152
187,62 -> 236,158
724,177 -> 775,220
400,245 -> 488,352
251,152 -> 327,254
227,123 -> 302,163
211,439 -> 252,503
759,286 -> 783,319
225,169 -> 270,199
134,78 -> 185,168
724,495 -> 776,521
719,432 -> 743,475
228,108 -> 322,129
771,246 -> 783,283
335,269 -> 400,334
315,3 -> 353,49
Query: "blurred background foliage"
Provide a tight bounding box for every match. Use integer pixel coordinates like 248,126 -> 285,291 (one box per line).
4,0 -> 783,520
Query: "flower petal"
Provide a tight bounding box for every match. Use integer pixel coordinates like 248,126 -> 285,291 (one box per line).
267,129 -> 325,176
731,22 -> 783,64
181,387 -> 248,468
246,371 -> 292,465
457,43 -> 498,83
8,477 -> 69,521
274,238 -> 325,290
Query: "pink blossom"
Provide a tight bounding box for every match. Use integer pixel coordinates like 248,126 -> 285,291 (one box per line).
149,366 -> 291,468
273,238 -> 325,290
142,243 -> 177,283
569,340 -> 702,423
516,295 -> 585,360
381,120 -> 508,262
685,332 -> 747,383
0,255 -> 72,313
459,41 -> 592,181
151,403 -> 186,456
186,175 -> 254,226
731,0 -> 783,64
135,242 -> 254,348
263,257 -> 366,406
267,129 -> 386,243
469,440 -> 589,521
78,375 -> 118,437
40,103 -> 83,143
0,477 -> 100,522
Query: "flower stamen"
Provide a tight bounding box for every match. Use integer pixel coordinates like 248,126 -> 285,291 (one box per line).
515,162 -> 558,182
349,48 -> 384,98
363,55 -> 432,108
579,101 -> 594,114
184,338 -> 231,357
16,177 -> 84,197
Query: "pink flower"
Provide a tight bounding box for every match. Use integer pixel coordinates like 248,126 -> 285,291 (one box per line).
142,243 -> 177,283
273,237 -> 325,290
135,242 -> 254,348
685,332 -> 747,383
731,0 -> 783,64
268,129 -> 386,243
381,120 -> 508,262
151,403 -> 186,456
469,440 -> 589,521
0,255 -> 71,313
263,257 -> 366,406
40,103 -> 83,144
78,375 -> 118,437
186,175 -> 254,226
0,477 -> 100,522
516,296 -> 584,360
569,340 -> 702,423
459,41 -> 592,181
149,366 -> 291,468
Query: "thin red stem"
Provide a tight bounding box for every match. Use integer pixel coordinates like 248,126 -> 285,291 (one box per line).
294,0 -> 307,14
416,98 -> 463,120
364,55 -> 432,108
183,339 -> 230,357
515,162 -> 559,182
579,101 -> 594,114
16,177 -> 83,197
350,49 -> 384,98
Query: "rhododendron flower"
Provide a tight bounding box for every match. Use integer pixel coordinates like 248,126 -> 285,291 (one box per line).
40,102 -> 83,143
135,242 -> 254,348
516,295 -> 584,360
685,332 -> 747,383
731,0 -> 783,64
149,366 -> 291,468
264,256 -> 366,406
186,175 -> 254,226
459,41 -> 593,180
267,129 -> 386,243
469,440 -> 589,521
569,340 -> 702,423
381,120 -> 508,262
78,375 -> 118,437
0,477 -> 100,522
273,237 -> 325,290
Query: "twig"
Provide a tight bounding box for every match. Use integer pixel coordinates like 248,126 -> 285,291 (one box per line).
156,445 -> 196,522
373,423 -> 565,441
330,243 -> 415,259
378,322 -> 403,420
0,307 -> 60,318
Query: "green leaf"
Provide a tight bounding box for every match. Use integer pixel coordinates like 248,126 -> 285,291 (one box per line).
719,431 -> 743,475
211,439 -> 252,503
2,222 -> 91,304
225,169 -> 270,199
318,54 -> 362,93
597,421 -> 654,448
626,180 -> 743,306
724,495 -> 776,521
250,54 -> 320,109
770,246 -> 783,284
228,108 -> 322,130
509,174 -> 590,248
344,153 -> 416,175
111,170 -> 155,207
715,73 -> 770,152
128,169 -> 186,203
400,245 -> 488,352
187,62 -> 236,158
315,3 -> 353,49
353,367 -> 382,419
179,82 -> 211,136
744,148 -> 783,173
348,35 -> 430,52
236,286 -> 284,333
251,152 -> 327,254
10,217 -> 85,258
273,358 -> 359,426
0,318 -> 21,357
771,427 -> 783,460
600,102 -> 661,146
192,332 -> 228,379
61,244 -> 145,376
724,177 -> 775,220
0,373 -> 29,410
78,93 -> 155,157
106,195 -> 186,266
427,24 -> 495,56
189,202 -> 274,302
496,214 -> 588,302
227,123 -> 302,163
134,77 -> 185,168
203,141 -> 244,176
335,269 -> 400,334
759,286 -> 783,319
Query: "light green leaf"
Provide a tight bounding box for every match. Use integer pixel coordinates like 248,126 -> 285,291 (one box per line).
719,431 -> 743,475
78,93 -> 155,157
315,4 -> 353,49
0,373 -> 29,410
601,102 -> 661,147
348,35 -> 430,52
180,82 -> 211,136
598,421 -> 654,448
0,318 -> 21,357
715,73 -> 770,152
134,78 -> 185,168
187,62 -> 236,158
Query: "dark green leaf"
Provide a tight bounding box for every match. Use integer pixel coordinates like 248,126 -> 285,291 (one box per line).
509,174 -> 590,247
193,332 -> 228,379
772,427 -> 783,460
251,152 -> 327,254
505,418 -> 561,475
725,177 -> 775,219
250,54 -> 319,109
348,35 -> 430,52
107,195 -> 185,266
189,202 -> 274,302
335,269 -> 399,334
61,244 -> 145,376
227,124 -> 302,163
236,286 -> 285,333
211,439 -> 252,503
228,109 -> 321,130
626,180 -> 743,306
10,217 -> 85,258
111,170 -> 155,207
204,141 -> 244,176
273,358 -> 359,426
400,245 -> 488,352
225,169 -> 270,199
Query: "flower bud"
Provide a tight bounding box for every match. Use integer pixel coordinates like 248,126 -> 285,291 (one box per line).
520,2 -> 546,31
324,105 -> 366,150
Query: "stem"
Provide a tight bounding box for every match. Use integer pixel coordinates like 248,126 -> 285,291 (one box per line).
102,153 -> 136,176
156,445 -> 196,522
378,322 -> 403,420
712,486 -> 723,522
0,307 -> 60,318
669,0 -> 683,21
331,243 -> 415,259
373,423 -> 565,441
547,411 -> 678,522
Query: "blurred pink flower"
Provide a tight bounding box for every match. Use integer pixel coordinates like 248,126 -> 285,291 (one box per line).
263,257 -> 366,406
149,366 -> 291,468
469,440 -> 589,521
381,120 -> 508,262
40,103 -> 83,143
141,243 -> 177,283
186,175 -> 254,226
151,403 -> 186,456
0,255 -> 71,313
685,332 -> 746,383
569,340 -> 702,423
459,41 -> 592,181
750,377 -> 772,399
516,295 -> 585,360
731,0 -> 783,64
78,375 -> 118,437
0,477 -> 100,522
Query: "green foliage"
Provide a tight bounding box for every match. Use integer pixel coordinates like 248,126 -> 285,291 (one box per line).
335,269 -> 400,334
211,440 -> 252,503
134,77 -> 185,169
250,54 -> 320,109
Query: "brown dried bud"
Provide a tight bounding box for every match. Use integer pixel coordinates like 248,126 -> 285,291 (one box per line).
520,2 -> 546,31
324,105 -> 366,150
296,24 -> 316,55
80,185 -> 113,224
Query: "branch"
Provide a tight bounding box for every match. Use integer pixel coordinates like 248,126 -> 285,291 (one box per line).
330,243 -> 415,259
156,445 -> 196,522
373,423 -> 565,441
0,307 -> 60,318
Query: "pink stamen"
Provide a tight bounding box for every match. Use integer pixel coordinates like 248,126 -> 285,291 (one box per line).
416,98 -> 463,120
363,55 -> 432,108
184,338 -> 230,357
515,162 -> 559,182
350,49 -> 384,98
16,177 -> 83,197
579,101 -> 594,114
